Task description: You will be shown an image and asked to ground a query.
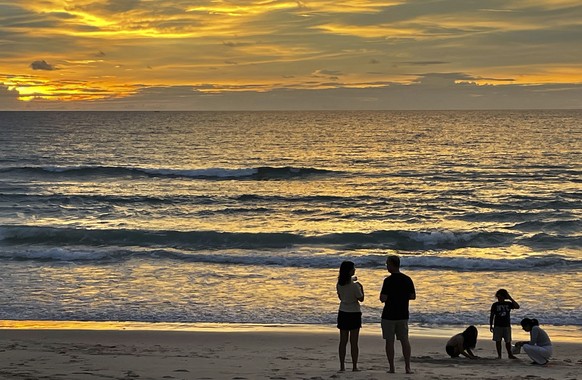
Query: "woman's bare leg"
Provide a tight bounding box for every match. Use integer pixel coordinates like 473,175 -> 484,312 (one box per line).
349,329 -> 360,371
339,330 -> 349,371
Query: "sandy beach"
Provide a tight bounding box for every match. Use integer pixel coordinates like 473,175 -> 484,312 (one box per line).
1,323 -> 580,380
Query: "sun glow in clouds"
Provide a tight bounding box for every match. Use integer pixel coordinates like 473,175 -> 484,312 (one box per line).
1,0 -> 581,109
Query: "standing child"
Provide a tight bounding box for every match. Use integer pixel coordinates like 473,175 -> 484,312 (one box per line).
489,288 -> 520,359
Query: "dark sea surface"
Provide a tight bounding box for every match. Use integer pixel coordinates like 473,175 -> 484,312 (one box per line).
0,110 -> 580,327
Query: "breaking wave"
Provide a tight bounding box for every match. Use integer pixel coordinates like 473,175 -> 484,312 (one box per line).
0,225 -> 519,251
0,244 -> 580,272
0,165 -> 339,180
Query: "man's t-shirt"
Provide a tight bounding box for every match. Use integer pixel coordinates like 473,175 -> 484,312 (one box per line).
490,301 -> 516,327
380,273 -> 415,320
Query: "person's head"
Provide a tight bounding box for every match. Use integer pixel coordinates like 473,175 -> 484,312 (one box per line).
461,325 -> 478,349
385,255 -> 400,273
520,318 -> 539,332
495,288 -> 509,301
338,261 -> 356,286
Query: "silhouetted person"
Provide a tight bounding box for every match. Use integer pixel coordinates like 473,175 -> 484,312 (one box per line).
380,255 -> 415,374
489,288 -> 520,359
445,325 -> 479,359
336,260 -> 364,371
515,318 -> 552,365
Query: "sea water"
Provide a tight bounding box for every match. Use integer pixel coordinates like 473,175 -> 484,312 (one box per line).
0,110 -> 580,328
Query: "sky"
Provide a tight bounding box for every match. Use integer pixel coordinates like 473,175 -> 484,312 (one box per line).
1,0 -> 582,110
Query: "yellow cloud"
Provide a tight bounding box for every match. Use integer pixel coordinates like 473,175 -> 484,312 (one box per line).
4,73 -> 135,102
476,64 -> 582,85
186,0 -> 298,16
314,23 -> 428,39
512,0 -> 581,7
299,0 -> 405,13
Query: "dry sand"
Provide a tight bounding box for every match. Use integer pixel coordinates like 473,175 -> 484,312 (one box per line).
0,323 -> 581,380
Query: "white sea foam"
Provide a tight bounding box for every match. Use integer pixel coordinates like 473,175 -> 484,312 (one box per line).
407,231 -> 477,245
0,242 -> 579,272
0,247 -> 110,261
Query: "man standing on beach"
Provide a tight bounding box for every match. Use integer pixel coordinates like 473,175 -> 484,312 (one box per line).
380,255 -> 416,374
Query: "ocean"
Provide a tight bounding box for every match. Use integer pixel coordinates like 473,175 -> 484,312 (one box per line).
0,110 -> 580,329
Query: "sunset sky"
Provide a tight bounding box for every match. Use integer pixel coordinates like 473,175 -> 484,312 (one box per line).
1,0 -> 581,110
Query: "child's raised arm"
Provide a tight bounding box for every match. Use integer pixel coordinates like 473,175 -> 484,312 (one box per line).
507,292 -> 520,309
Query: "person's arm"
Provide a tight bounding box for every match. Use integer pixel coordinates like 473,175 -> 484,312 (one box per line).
462,348 -> 478,359
379,280 -> 388,303
529,326 -> 539,345
489,306 -> 495,332
356,282 -> 365,302
409,280 -> 416,300
507,292 -> 520,309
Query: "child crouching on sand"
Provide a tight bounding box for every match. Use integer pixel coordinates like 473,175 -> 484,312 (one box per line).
446,325 -> 479,359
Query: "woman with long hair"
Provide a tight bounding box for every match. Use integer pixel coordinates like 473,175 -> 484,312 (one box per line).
515,318 -> 552,365
445,325 -> 479,359
336,260 -> 364,371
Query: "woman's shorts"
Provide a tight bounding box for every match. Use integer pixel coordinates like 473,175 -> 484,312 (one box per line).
337,311 -> 362,330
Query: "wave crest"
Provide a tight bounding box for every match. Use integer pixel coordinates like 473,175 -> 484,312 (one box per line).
0,226 -> 518,251
0,165 -> 338,180
1,245 -> 580,272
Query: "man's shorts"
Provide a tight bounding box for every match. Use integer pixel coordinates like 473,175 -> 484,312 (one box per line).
381,319 -> 409,342
492,326 -> 512,342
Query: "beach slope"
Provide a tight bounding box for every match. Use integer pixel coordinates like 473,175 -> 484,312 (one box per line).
1,327 -> 581,380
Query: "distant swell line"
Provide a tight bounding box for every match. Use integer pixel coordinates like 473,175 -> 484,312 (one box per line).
0,193 -> 372,206
0,225 -> 520,251
0,165 -> 339,180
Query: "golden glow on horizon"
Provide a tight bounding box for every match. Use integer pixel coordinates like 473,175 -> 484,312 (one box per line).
8,79 -> 136,102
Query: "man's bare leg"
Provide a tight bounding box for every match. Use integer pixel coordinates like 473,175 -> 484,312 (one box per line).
401,338 -> 413,374
385,340 -> 395,373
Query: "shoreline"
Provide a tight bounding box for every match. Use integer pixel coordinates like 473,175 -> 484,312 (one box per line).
2,320 -> 582,342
